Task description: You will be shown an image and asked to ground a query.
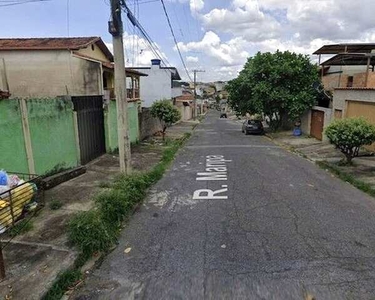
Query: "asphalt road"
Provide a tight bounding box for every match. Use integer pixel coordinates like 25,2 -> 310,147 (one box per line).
74,112 -> 375,300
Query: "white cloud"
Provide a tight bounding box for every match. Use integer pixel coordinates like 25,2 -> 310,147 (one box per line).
177,31 -> 249,66
200,0 -> 281,42
186,56 -> 199,62
190,0 -> 204,12
106,33 -> 170,68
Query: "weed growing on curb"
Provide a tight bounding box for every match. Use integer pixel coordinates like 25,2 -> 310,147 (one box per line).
41,269 -> 81,300
49,199 -> 63,210
317,161 -> 375,198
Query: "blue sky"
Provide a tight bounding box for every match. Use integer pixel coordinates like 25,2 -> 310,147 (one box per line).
1,0 -> 375,82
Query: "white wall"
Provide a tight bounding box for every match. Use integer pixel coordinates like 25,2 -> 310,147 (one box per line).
138,66 -> 174,107
0,50 -> 102,97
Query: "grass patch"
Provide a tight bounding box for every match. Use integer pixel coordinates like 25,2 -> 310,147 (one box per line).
317,161 -> 375,197
44,134 -> 191,299
68,210 -> 117,257
8,219 -> 33,237
41,269 -> 81,300
98,181 -> 111,189
49,199 -> 63,210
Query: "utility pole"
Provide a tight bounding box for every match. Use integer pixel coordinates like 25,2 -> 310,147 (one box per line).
193,69 -> 205,119
109,0 -> 131,174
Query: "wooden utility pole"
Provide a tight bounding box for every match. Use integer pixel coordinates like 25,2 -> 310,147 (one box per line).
193,69 -> 205,119
109,0 -> 131,174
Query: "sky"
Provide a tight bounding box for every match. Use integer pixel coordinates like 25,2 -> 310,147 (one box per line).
1,0 -> 375,82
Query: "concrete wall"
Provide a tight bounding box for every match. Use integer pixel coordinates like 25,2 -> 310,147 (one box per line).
138,108 -> 162,141
0,99 -> 29,173
104,100 -> 140,152
333,89 -> 375,115
0,98 -> 79,174
26,98 -> 78,174
0,50 -> 102,98
138,66 -> 173,107
301,106 -> 333,141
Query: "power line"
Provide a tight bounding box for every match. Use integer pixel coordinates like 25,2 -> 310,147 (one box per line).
0,0 -> 50,6
121,1 -> 173,69
160,0 -> 192,82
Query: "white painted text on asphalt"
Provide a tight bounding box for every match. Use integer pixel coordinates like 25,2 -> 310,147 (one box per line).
196,155 -> 232,181
193,155 -> 231,200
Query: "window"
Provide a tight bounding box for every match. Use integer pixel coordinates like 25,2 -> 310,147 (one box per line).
347,76 -> 353,87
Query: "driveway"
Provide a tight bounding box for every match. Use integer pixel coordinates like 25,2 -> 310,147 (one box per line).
73,111 -> 375,299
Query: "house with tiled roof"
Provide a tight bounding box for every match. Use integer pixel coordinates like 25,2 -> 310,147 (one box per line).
0,36 -> 146,100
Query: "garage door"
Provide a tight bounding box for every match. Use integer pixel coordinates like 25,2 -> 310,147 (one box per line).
310,110 -> 325,140
346,100 -> 375,151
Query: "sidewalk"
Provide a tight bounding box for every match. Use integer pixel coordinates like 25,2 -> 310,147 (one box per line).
267,130 -> 375,192
0,121 -> 197,300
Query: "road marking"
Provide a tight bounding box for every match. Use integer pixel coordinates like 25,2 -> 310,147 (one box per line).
186,145 -> 278,149
193,155 -> 231,200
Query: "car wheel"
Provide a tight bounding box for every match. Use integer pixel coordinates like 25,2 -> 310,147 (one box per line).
245,131 -> 249,135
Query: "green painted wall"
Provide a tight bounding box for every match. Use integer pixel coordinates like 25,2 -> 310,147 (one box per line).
27,98 -> 78,175
0,100 -> 29,173
105,101 -> 140,152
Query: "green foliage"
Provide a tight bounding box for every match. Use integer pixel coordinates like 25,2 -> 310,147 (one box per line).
150,100 -> 181,139
68,210 -> 117,256
8,219 -> 33,237
95,189 -> 132,227
227,50 -> 319,130
317,161 -> 375,198
325,117 -> 375,163
49,199 -> 63,210
42,269 -> 81,300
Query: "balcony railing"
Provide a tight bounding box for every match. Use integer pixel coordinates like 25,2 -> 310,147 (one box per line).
127,88 -> 140,100
104,88 -> 140,101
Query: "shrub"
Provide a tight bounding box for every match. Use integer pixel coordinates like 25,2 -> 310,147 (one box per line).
151,100 -> 181,140
68,210 -> 116,256
325,117 -> 375,164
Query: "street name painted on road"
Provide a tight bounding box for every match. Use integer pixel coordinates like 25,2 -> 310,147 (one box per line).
193,155 -> 231,200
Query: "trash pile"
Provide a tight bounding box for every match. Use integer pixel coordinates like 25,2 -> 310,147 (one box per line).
0,171 -> 38,233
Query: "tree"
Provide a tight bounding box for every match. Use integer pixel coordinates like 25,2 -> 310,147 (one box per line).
325,118 -> 375,164
227,50 -> 319,131
151,100 -> 181,140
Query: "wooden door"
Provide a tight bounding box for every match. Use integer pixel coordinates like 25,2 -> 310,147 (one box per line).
310,110 -> 325,140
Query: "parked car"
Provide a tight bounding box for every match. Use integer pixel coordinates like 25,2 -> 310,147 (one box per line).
242,120 -> 264,135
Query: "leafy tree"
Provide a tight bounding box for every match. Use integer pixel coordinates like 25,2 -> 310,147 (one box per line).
325,118 -> 375,164
227,50 -> 319,131
151,100 -> 181,140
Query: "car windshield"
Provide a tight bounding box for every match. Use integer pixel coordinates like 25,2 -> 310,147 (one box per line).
247,120 -> 261,125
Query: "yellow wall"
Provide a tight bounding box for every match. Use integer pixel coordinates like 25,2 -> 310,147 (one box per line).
77,43 -> 110,62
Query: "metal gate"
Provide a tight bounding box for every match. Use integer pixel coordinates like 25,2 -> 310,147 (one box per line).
72,96 -> 106,164
310,110 -> 325,141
